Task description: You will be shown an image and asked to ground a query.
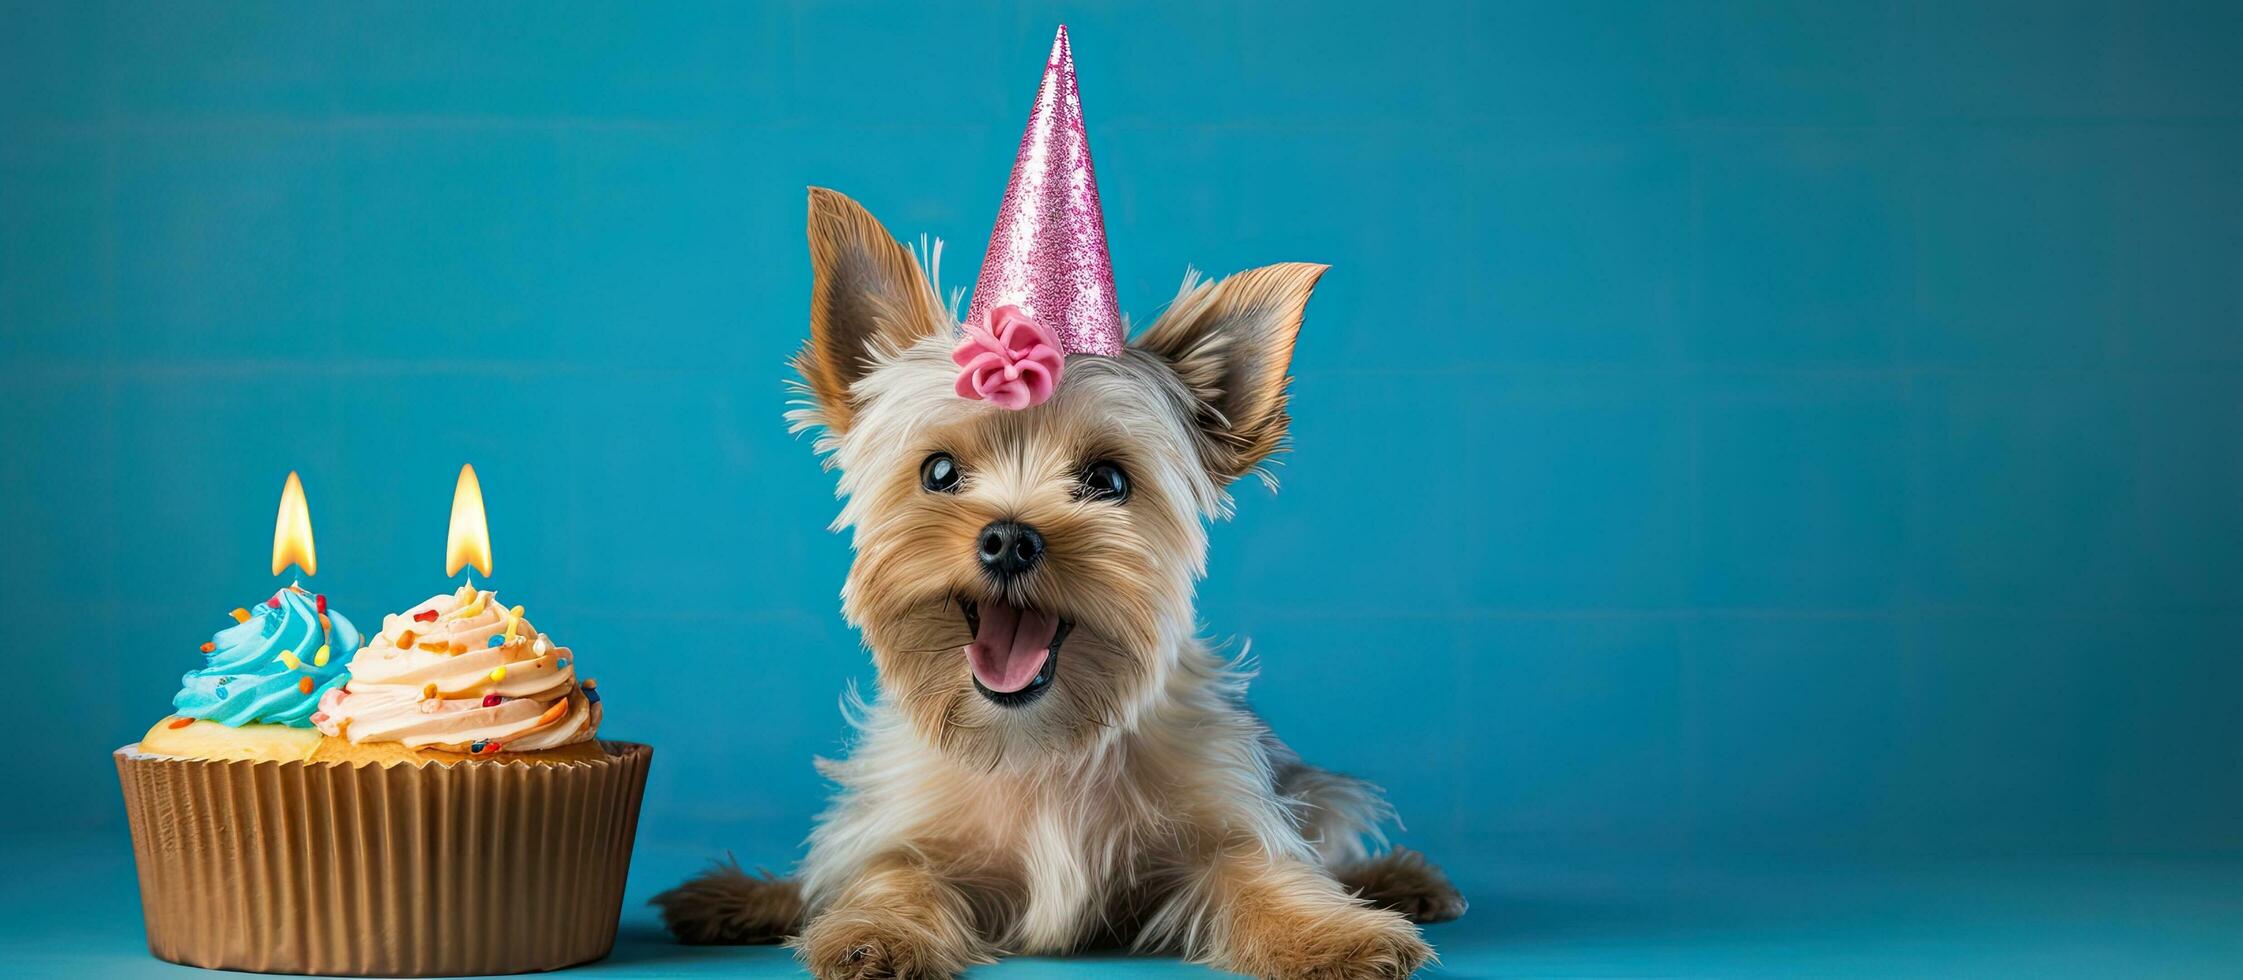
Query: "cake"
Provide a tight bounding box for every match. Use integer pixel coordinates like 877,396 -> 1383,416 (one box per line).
116,581 -> 650,975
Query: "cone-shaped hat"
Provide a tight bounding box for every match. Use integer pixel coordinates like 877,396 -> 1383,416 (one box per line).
964,26 -> 1124,358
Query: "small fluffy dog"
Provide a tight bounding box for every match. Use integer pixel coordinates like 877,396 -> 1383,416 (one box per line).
657,188 -> 1463,978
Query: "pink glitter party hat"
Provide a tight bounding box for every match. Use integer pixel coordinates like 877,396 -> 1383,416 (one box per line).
963,25 -> 1124,364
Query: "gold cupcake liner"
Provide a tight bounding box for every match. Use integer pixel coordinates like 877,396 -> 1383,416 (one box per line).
114,740 -> 651,976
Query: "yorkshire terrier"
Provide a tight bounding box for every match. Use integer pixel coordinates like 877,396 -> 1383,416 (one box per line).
654,187 -> 1464,978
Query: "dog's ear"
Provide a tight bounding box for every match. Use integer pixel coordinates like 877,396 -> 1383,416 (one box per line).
795,187 -> 948,434
1132,263 -> 1328,485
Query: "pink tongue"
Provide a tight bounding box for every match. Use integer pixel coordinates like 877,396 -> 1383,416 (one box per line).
966,603 -> 1059,693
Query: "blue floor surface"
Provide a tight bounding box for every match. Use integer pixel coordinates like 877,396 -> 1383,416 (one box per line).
6,833 -> 2238,978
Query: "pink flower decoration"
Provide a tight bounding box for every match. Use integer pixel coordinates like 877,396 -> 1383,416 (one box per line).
953,304 -> 1065,410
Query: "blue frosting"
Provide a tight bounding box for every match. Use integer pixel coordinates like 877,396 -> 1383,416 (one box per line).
173,589 -> 362,727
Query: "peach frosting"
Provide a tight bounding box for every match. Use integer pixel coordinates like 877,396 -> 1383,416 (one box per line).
313,584 -> 598,754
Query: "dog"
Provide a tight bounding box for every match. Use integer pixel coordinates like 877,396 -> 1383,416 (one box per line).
655,188 -> 1464,979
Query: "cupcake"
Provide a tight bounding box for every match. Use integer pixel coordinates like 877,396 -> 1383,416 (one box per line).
138,584 -> 360,761
116,583 -> 650,976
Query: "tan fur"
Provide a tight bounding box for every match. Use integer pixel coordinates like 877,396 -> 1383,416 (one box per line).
660,189 -> 1461,978
796,187 -> 950,436
794,853 -> 995,979
1191,855 -> 1430,980
1134,263 -> 1328,487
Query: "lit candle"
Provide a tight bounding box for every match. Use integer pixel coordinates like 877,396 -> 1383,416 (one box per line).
445,463 -> 492,582
272,470 -> 317,578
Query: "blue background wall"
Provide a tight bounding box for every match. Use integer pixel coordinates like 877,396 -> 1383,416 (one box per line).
4,0 -> 2239,876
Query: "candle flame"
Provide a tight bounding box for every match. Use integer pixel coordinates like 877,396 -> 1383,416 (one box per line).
446,463 -> 492,578
271,471 -> 317,577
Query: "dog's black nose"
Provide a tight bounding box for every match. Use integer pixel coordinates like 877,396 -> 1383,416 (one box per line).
976,520 -> 1046,579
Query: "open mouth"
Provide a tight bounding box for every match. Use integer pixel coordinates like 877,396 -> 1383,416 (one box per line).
960,598 -> 1069,707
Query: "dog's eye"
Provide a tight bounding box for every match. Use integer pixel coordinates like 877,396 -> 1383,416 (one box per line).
920,453 -> 962,493
1079,460 -> 1130,503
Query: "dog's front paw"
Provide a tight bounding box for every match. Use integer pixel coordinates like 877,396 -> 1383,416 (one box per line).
1224,905 -> 1434,980
793,908 -> 976,980
1332,914 -> 1436,980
